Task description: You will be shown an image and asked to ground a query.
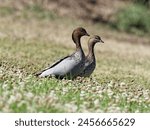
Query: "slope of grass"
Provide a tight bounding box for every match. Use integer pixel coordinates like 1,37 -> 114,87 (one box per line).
0,4 -> 150,112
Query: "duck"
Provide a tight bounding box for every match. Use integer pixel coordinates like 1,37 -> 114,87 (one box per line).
78,35 -> 104,77
35,27 -> 90,79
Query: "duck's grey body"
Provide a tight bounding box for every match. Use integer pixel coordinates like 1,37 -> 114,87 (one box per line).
79,35 -> 104,77
35,27 -> 89,79
79,56 -> 96,77
38,49 -> 85,79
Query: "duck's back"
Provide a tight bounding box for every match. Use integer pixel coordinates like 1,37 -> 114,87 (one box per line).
39,49 -> 85,79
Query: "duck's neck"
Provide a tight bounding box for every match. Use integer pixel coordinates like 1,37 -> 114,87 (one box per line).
87,42 -> 96,60
72,33 -> 82,51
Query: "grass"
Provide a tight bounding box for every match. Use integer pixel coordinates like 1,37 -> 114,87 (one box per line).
114,4 -> 150,35
0,4 -> 150,112
134,0 -> 150,7
22,4 -> 59,20
0,6 -> 16,16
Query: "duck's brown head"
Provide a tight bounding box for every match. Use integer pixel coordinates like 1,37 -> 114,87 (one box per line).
87,35 -> 104,58
88,35 -> 104,47
89,35 -> 104,45
72,27 -> 90,44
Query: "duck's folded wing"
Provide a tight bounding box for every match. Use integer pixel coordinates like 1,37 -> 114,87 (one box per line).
34,55 -> 70,76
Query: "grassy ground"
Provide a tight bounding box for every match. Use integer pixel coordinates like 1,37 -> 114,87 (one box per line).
0,5 -> 150,112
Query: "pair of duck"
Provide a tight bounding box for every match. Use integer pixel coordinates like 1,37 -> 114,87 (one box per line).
35,27 -> 104,79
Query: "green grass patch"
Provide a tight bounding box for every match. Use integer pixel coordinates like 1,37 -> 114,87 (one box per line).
0,3 -> 59,21
134,0 -> 150,7
0,6 -> 16,16
22,4 -> 59,20
114,4 -> 150,35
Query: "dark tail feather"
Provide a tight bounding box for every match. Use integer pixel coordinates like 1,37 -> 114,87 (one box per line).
33,71 -> 42,77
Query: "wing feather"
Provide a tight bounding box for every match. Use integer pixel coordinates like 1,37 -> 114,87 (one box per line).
35,55 -> 70,76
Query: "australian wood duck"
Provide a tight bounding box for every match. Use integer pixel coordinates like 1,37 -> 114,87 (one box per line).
79,35 -> 104,77
35,27 -> 90,79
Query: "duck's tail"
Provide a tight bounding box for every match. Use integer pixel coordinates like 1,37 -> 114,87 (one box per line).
33,71 -> 42,77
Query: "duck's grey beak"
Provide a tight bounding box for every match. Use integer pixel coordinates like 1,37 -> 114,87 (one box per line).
100,39 -> 104,43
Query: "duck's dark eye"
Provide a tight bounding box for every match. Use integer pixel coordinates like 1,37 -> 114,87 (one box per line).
80,28 -> 86,33
82,30 -> 85,33
95,36 -> 100,40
